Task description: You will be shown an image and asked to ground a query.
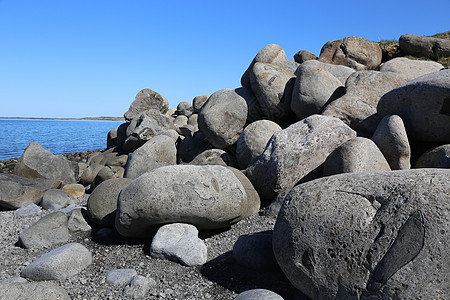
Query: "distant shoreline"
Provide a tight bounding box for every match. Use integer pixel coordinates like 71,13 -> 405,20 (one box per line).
0,116 -> 125,121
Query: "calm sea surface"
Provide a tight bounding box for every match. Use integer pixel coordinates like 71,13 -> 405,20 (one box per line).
0,119 -> 124,160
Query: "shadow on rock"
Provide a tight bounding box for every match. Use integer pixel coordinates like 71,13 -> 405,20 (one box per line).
200,251 -> 310,300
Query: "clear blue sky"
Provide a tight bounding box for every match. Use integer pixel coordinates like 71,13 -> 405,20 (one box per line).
0,0 -> 448,118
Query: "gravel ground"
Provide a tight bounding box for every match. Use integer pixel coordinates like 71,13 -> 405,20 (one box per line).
0,198 -> 306,299
0,152 -> 308,299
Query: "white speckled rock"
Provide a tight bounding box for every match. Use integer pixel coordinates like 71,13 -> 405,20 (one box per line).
150,223 -> 207,266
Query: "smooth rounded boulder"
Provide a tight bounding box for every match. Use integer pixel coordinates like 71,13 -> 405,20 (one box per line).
198,88 -> 249,149
273,169 -> 449,299
323,137 -> 391,176
399,34 -> 450,59
372,115 -> 411,170
377,69 -> 450,143
291,61 -> 344,120
13,142 -> 76,184
379,57 -> 444,81
236,120 -> 281,169
414,144 -> 450,168
116,165 -> 260,238
87,178 -> 133,227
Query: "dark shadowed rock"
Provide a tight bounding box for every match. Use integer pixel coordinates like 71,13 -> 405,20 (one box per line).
273,169 -> 449,299
378,69 -> 450,143
193,95 -> 209,113
294,50 -> 317,64
415,144 -> 450,168
0,174 -> 60,210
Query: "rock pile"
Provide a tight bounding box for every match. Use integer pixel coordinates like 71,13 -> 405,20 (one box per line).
0,32 -> 449,299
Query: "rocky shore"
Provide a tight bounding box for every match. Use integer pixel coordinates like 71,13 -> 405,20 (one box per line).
0,32 -> 449,300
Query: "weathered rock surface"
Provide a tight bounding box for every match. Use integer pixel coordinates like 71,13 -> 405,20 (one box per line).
150,223 -> 207,266
322,70 -> 409,135
273,169 -> 449,300
323,137 -> 391,176
176,101 -> 194,117
18,211 -> 70,249
245,115 -> 356,200
291,61 -> 344,120
198,88 -> 249,149
124,88 -> 169,122
380,57 -> 444,81
372,115 -> 411,170
318,36 -> 382,70
14,203 -> 42,216
399,33 -> 450,59
116,165 -> 260,237
415,144 -> 450,168
123,109 -> 173,152
80,163 -> 104,186
67,208 -> 92,233
122,275 -> 157,299
0,174 -> 60,210
0,281 -> 70,300
378,69 -> 450,142
300,60 -> 355,85
241,44 -> 287,88
21,243 -> 92,281
249,62 -> 296,122
236,120 -> 281,169
189,149 -> 237,167
13,142 -> 76,184
193,95 -> 209,113
87,178 -> 132,227
61,183 -> 85,198
124,135 -> 177,179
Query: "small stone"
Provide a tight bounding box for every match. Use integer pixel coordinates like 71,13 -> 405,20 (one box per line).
40,189 -> 74,210
106,269 -> 137,288
67,208 -> 92,233
122,275 -> 157,299
14,203 -> 42,216
61,183 -> 85,198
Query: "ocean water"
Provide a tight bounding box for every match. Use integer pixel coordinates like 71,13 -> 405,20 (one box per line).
0,119 -> 124,161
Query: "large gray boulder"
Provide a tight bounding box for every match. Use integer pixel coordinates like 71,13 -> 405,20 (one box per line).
377,69 -> 450,143
245,115 -> 356,201
13,142 -> 76,184
399,34 -> 450,59
322,70 -> 409,135
379,57 -> 444,81
150,223 -> 207,266
291,61 -> 344,120
415,144 -> 450,168
198,88 -> 249,149
236,120 -> 281,169
372,115 -> 411,170
123,109 -> 173,152
124,88 -> 169,122
0,174 -> 60,210
124,135 -> 177,179
18,211 -> 70,249
21,243 -> 92,281
116,165 -> 260,238
0,281 -> 70,300
318,36 -> 382,70
249,62 -> 296,122
323,137 -> 391,176
241,44 -> 287,88
87,178 -> 132,227
273,169 -> 450,300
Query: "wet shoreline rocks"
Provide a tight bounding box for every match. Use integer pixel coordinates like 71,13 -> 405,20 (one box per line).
0,32 -> 449,299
